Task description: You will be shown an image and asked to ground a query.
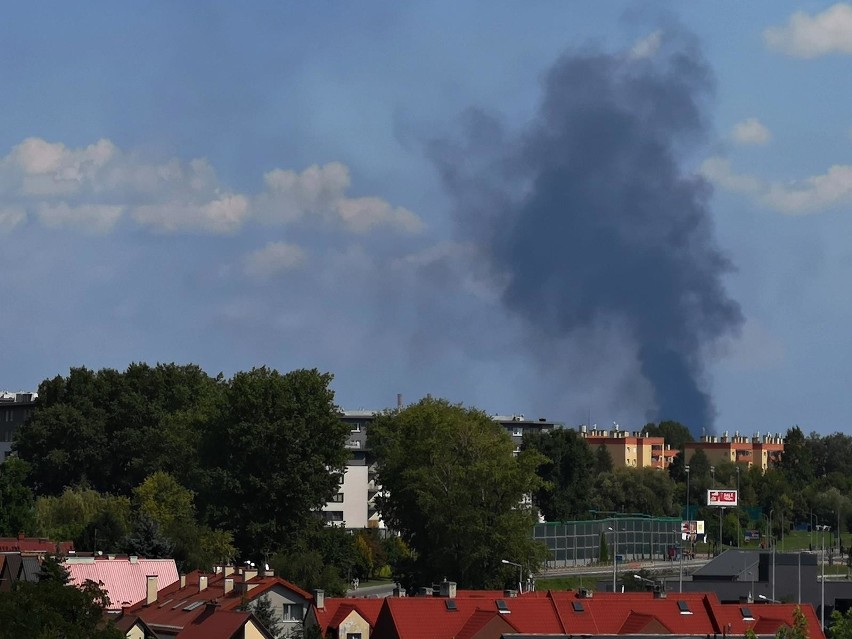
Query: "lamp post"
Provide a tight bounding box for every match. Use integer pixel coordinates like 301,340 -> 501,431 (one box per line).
769,508 -> 775,602
608,526 -> 618,592
501,559 -> 523,594
685,464 -> 691,522
758,594 -> 780,603
816,524 -> 831,630
736,466 -> 741,548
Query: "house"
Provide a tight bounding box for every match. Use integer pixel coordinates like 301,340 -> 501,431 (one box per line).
63,555 -> 179,612
0,531 -> 74,554
304,587 -> 826,639
305,590 -> 385,639
172,608 -> 275,639
577,425 -> 677,470
114,614 -> 157,639
0,552 -> 41,591
122,566 -> 313,638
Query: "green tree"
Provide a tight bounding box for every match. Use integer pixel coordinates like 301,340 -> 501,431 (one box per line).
830,606 -> 852,639
0,457 -> 35,536
643,421 -> 694,449
775,606 -> 809,639
599,531 -> 610,563
200,368 -> 349,558
0,558 -> 122,639
522,428 -> 595,521
369,397 -> 548,590
124,513 -> 174,559
34,487 -> 131,551
250,594 -> 282,639
775,426 -> 814,489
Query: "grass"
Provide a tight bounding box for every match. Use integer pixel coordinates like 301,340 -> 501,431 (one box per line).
536,575 -> 596,591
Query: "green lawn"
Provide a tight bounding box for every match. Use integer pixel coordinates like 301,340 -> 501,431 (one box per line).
536,575 -> 597,591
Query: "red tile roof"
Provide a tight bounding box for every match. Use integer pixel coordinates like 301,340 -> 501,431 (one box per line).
63,557 -> 178,611
123,569 -> 312,634
319,590 -> 826,639
0,534 -> 73,554
174,609 -> 271,639
314,598 -> 385,634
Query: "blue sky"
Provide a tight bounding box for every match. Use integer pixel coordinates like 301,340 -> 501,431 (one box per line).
2,2 -> 852,435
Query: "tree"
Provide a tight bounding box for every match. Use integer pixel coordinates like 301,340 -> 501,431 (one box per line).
643,421 -> 694,449
200,367 -> 349,559
369,397 -> 548,590
775,426 -> 814,489
250,594 -> 282,639
775,606 -> 809,639
0,457 -> 35,536
0,558 -> 122,639
522,428 -> 595,521
599,531 -> 610,563
34,487 -> 131,551
124,513 -> 175,559
830,606 -> 852,639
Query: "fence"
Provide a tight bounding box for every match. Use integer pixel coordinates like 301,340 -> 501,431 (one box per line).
533,516 -> 683,568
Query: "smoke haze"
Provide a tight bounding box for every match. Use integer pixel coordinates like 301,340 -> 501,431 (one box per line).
431,33 -> 742,433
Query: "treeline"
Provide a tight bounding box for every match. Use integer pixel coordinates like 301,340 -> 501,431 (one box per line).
0,363 -> 374,594
522,422 -> 852,546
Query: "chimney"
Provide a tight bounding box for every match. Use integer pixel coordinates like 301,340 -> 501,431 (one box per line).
224,578 -> 234,595
199,575 -> 208,592
224,565 -> 235,577
397,393 -> 403,408
180,574 -> 186,588
439,581 -> 457,598
146,575 -> 158,605
417,587 -> 431,597
504,589 -> 518,598
244,569 -> 258,581
392,586 -> 406,597
314,589 -> 325,610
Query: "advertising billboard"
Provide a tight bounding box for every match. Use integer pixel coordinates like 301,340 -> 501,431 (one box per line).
707,489 -> 738,506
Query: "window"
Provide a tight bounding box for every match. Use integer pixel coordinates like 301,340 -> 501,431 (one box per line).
496,599 -> 510,614
350,423 -> 361,433
741,607 -> 754,621
512,427 -> 522,437
572,601 -> 585,612
346,634 -> 362,639
283,603 -> 304,621
331,492 -> 344,503
324,511 -> 344,522
337,474 -> 345,484
445,600 -> 457,611
677,601 -> 692,615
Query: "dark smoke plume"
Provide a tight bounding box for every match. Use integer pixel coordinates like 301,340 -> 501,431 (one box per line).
431,33 -> 742,433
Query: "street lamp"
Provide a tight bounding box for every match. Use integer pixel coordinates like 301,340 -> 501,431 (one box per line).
758,594 -> 780,603
608,526 -> 618,593
685,464 -> 691,522
816,525 -> 831,630
736,466 -> 741,548
711,465 -> 715,488
633,573 -> 661,592
501,559 -> 523,593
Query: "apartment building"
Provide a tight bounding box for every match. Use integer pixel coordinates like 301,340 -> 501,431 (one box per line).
683,432 -> 784,471
320,410 -> 561,529
0,391 -> 36,461
578,424 -> 678,470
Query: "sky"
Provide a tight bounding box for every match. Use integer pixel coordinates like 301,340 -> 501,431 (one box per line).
2,2 -> 852,436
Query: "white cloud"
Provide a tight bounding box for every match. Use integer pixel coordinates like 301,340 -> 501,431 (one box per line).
132,194 -> 250,234
0,206 -> 26,233
628,30 -> 663,60
764,3 -> 852,58
243,242 -> 307,278
0,137 -> 421,236
701,156 -> 852,214
731,118 -> 772,146
256,162 -> 423,233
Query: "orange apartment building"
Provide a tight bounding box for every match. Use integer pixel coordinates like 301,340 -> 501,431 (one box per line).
683,431 -> 784,471
578,425 -> 678,469
578,426 -> 784,471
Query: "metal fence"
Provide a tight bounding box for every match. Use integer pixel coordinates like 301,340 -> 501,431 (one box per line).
533,516 -> 683,568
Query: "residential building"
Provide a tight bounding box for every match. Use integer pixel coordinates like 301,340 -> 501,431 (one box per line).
322,410 -> 561,529
0,532 -> 73,555
63,555 -> 179,612
123,566 -> 313,638
0,552 -> 42,592
305,586 -> 825,639
684,432 -> 784,471
0,391 -> 36,461
577,424 -> 677,469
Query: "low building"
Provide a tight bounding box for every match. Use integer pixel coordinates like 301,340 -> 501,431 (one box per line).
305,586 -> 825,639
122,566 -> 313,638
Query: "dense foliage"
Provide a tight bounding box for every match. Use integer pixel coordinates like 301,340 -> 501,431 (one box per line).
0,558 -> 122,639
368,397 -> 548,590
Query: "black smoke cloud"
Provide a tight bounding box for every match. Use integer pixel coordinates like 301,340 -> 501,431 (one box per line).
431,34 -> 742,433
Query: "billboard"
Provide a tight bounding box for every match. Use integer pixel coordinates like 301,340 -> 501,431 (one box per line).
681,520 -> 705,535
707,489 -> 738,506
